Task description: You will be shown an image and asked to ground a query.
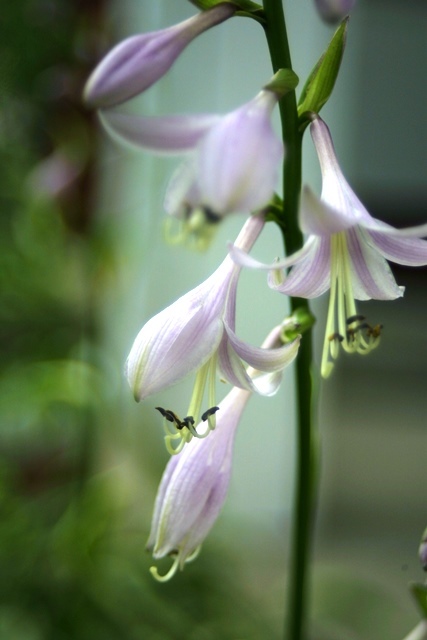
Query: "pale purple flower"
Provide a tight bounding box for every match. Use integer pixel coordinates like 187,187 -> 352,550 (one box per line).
84,3 -> 236,108
313,0 -> 356,23
147,322 -> 292,581
147,384 -> 250,581
230,116 -> 427,377
99,88 -> 284,241
126,214 -> 300,452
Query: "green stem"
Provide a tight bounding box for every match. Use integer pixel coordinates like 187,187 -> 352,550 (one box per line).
262,2 -> 317,640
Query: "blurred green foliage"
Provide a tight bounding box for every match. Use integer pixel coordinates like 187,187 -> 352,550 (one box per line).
0,2 -> 423,639
0,2 -> 281,638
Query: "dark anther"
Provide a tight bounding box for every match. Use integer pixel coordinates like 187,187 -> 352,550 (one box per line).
346,323 -> 367,340
346,314 -> 365,324
328,332 -> 344,343
156,406 -> 172,420
155,407 -> 184,427
202,206 -> 221,224
201,406 -> 220,422
182,416 -> 195,428
366,323 -> 383,338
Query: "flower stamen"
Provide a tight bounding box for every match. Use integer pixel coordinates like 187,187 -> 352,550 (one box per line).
321,232 -> 383,377
150,554 -> 180,583
156,355 -> 219,453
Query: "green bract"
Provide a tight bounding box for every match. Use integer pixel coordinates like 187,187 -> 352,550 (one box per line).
298,18 -> 348,123
264,68 -> 299,98
188,0 -> 265,23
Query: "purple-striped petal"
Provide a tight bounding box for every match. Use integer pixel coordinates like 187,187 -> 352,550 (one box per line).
347,227 -> 404,300
366,229 -> 427,266
269,236 -> 331,298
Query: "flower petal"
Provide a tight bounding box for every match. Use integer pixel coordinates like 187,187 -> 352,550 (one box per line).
196,90 -> 283,214
163,158 -> 200,217
347,227 -> 404,300
218,325 -> 300,395
99,110 -> 221,154
269,236 -> 331,298
299,185 -> 358,235
366,229 -> 427,266
84,4 -> 236,108
126,260 -> 235,400
310,117 -> 374,227
228,234 -> 319,271
152,385 -> 248,560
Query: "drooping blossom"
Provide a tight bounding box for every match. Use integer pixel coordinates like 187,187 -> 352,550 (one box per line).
147,321 -> 295,581
313,0 -> 356,23
99,87 -> 284,246
230,116 -> 427,378
84,3 -> 236,108
125,213 -> 300,453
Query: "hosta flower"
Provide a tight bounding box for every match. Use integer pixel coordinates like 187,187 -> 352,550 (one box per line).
99,86 -> 284,247
231,116 -> 427,378
148,384 -> 250,581
313,0 -> 356,23
147,321 -> 294,581
126,214 -> 300,453
84,3 -> 236,108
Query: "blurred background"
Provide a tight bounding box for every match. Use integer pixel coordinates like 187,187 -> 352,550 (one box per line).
1,0 -> 426,638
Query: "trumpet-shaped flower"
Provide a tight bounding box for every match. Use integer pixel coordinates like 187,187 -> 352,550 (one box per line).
147,321 -> 293,581
99,87 -> 284,247
147,384 -> 250,581
84,3 -> 236,108
126,214 -> 300,453
230,116 -> 427,378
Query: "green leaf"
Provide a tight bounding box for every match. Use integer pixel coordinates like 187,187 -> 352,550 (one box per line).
298,17 -> 348,120
410,583 -> 427,619
264,68 -> 299,98
188,0 -> 265,23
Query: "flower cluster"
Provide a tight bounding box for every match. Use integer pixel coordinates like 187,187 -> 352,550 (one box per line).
85,4 -> 427,579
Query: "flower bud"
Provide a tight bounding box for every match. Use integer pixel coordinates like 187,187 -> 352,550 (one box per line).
84,3 -> 236,108
313,0 -> 356,24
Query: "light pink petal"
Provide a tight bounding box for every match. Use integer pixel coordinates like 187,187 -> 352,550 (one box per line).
197,91 -> 283,214
153,385 -> 248,560
84,5 -> 236,108
126,259 -> 234,400
346,227 -> 404,300
228,234 -> 319,271
147,453 -> 181,550
218,327 -> 300,395
310,118 -> 374,227
99,110 -> 220,154
269,236 -> 331,298
299,185 -> 358,235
